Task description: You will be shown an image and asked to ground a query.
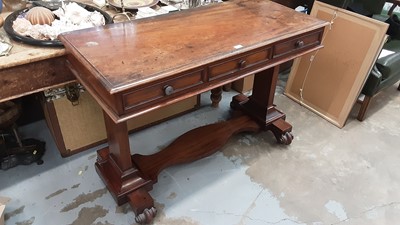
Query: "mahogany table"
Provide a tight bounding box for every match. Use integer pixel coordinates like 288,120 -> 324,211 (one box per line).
59,1 -> 328,223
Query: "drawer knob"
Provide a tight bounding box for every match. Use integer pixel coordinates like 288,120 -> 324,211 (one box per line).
164,85 -> 174,96
239,60 -> 247,68
295,40 -> 304,48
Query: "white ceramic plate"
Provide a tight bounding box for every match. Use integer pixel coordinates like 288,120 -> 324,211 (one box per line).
108,0 -> 159,10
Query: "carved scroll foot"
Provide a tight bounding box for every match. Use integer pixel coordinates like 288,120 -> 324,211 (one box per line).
271,118 -> 293,145
135,207 -> 157,224
128,188 -> 157,224
277,132 -> 294,145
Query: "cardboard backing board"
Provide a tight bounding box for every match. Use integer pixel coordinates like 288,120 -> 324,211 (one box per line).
285,1 -> 388,128
43,91 -> 200,157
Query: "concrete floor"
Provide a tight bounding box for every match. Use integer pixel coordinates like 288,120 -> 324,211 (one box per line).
1,77 -> 400,225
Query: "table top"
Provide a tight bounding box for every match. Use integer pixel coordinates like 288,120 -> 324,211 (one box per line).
59,0 -> 327,94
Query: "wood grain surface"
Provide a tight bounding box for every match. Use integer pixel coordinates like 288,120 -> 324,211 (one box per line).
59,0 -> 327,94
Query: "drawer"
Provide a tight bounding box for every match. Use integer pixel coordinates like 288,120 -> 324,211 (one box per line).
122,69 -> 204,110
273,30 -> 322,59
208,48 -> 271,80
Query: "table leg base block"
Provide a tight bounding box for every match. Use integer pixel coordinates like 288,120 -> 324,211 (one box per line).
231,94 -> 293,144
230,94 -> 250,110
95,147 -> 154,206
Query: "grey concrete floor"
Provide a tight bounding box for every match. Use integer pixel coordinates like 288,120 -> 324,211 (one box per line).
1,78 -> 400,225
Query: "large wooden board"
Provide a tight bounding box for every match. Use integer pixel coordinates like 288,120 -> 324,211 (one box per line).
285,1 -> 388,128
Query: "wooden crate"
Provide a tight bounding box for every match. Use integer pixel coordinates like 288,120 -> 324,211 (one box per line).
232,61 -> 293,93
43,90 -> 199,157
232,75 -> 254,93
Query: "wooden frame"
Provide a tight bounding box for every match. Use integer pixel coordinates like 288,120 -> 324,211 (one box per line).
285,1 -> 388,128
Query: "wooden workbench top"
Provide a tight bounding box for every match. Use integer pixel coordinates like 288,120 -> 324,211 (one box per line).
0,8 -> 65,70
0,0 -> 106,70
0,0 -> 116,102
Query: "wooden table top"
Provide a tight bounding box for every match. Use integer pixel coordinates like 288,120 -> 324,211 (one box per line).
59,0 -> 327,94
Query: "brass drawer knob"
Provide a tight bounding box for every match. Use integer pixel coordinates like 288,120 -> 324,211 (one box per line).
163,85 -> 174,96
238,60 -> 247,68
295,40 -> 304,48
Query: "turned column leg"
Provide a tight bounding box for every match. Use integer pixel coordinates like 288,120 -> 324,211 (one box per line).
211,86 -> 222,107
231,66 -> 293,144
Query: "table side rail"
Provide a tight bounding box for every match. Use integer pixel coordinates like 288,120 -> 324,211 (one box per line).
64,27 -> 325,123
116,28 -> 325,118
